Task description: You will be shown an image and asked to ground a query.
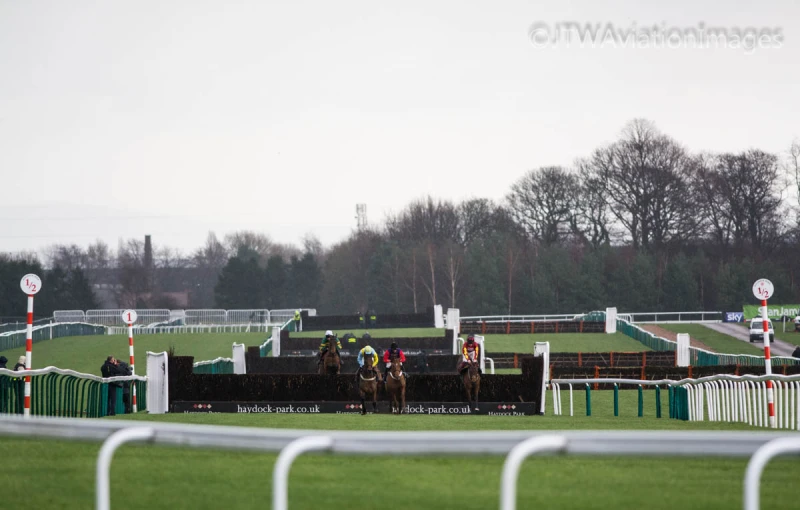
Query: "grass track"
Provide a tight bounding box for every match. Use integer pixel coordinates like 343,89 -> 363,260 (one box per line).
2,436 -> 798,510
0,333 -> 270,375
482,332 -> 649,353
656,324 -> 764,355
3,391 -> 798,510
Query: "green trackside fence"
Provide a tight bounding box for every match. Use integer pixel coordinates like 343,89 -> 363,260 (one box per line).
0,322 -> 106,351
580,310 -> 800,367
193,358 -> 235,374
0,367 -> 145,417
550,379 -> 691,421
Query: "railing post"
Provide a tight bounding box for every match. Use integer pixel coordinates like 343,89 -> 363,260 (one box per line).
273,436 -> 333,510
96,427 -> 155,510
744,437 -> 800,510
500,435 -> 568,510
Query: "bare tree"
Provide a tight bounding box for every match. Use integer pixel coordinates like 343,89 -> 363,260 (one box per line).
790,139 -> 800,212
402,247 -> 419,313
442,243 -> 464,308
420,243 -> 438,305
710,150 -> 784,252
506,166 -> 581,244
44,244 -> 88,270
224,231 -> 273,264
586,119 -> 698,249
386,196 -> 461,244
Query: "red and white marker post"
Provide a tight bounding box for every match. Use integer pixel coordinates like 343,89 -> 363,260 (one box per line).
20,274 -> 42,418
122,309 -> 138,413
753,278 -> 776,428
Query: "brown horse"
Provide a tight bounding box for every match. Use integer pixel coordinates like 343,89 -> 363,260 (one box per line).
358,356 -> 380,415
461,361 -> 480,411
319,348 -> 341,375
386,356 -> 406,414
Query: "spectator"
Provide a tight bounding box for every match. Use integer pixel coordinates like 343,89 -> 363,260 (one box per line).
792,346 -> 800,359
117,360 -> 133,414
0,356 -> 7,369
14,356 -> 26,371
13,356 -> 26,414
368,309 -> 377,327
100,356 -> 121,416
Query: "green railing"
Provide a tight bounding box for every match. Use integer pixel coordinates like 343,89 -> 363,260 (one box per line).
581,310 -> 800,367
0,322 -> 106,351
193,358 -> 235,374
0,369 -> 145,417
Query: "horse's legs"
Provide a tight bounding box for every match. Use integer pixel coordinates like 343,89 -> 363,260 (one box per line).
359,391 -> 366,415
372,391 -> 378,413
400,386 -> 406,414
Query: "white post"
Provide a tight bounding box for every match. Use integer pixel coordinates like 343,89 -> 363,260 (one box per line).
433,304 -> 444,328
145,351 -> 169,414
605,307 -> 617,333
534,342 -> 550,415
232,343 -> 246,374
271,326 -> 281,357
447,308 -> 460,336
676,333 -> 690,367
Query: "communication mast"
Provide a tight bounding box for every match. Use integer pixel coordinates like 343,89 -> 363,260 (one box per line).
356,204 -> 368,231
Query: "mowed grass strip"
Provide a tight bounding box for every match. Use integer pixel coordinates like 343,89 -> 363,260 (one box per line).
656,324 -> 764,355
0,332 -> 270,375
3,403 -> 797,510
300,327 -> 444,337
483,332 -> 650,353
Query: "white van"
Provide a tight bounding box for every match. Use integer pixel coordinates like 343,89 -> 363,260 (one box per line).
749,318 -> 774,342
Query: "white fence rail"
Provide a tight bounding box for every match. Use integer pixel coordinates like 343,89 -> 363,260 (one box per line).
56,308 -> 316,327
550,374 -> 800,430
0,417 -> 795,510
461,311 -> 724,324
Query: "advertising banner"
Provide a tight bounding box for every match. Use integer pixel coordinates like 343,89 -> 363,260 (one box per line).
743,304 -> 800,320
723,312 -> 745,323
173,401 -> 540,416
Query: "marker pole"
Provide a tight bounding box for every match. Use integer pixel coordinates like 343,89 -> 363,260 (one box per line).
24,294 -> 34,417
761,299 -> 776,428
128,322 -> 137,413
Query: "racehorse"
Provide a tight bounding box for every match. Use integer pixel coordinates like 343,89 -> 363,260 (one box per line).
319,348 -> 341,375
461,360 -> 481,411
358,356 -> 380,415
386,356 -> 406,414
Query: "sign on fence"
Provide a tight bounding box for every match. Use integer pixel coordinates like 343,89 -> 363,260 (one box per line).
173,401 -> 539,415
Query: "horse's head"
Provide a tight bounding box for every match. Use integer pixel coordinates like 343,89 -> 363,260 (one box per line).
389,356 -> 403,373
468,362 -> 480,383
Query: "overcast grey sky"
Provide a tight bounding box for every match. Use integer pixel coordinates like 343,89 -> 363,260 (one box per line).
1,0 -> 798,257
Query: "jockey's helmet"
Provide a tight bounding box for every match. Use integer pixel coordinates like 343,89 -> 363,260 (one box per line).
467,335 -> 475,343
390,342 -> 398,350
325,330 -> 334,338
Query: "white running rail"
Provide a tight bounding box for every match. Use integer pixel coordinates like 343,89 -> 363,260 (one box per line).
0,418 -> 796,510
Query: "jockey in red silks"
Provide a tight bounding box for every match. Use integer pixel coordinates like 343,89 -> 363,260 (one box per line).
458,335 -> 482,374
382,342 -> 406,383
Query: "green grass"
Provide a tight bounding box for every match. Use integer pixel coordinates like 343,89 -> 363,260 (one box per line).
482,332 -> 650,353
0,332 -> 270,375
656,324 -> 764,355
4,392 -> 799,510
301,327 -> 444,337
3,435 -> 797,510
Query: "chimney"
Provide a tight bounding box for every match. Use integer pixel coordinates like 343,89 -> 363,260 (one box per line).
144,235 -> 153,270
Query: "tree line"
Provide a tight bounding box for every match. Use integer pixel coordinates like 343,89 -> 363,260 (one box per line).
2,119 -> 799,319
